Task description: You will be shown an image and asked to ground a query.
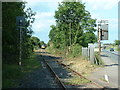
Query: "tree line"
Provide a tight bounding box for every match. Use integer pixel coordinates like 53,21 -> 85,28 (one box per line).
2,2 -> 37,64
48,1 -> 97,51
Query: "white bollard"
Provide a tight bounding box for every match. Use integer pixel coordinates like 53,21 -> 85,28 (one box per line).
104,74 -> 109,83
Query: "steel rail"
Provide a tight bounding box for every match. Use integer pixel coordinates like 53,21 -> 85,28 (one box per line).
57,61 -> 104,88
40,50 -> 103,88
40,55 -> 66,89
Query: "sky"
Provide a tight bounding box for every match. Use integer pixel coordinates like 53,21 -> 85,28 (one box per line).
24,0 -> 119,44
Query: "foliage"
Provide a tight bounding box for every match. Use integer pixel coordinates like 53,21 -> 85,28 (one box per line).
30,36 -> 46,49
2,2 -> 36,63
114,40 -> 120,45
94,52 -> 104,65
30,36 -> 40,49
49,1 -> 97,50
69,44 -> 82,58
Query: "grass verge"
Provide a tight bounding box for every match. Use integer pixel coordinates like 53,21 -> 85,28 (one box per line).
94,52 -> 104,65
106,45 -> 120,51
63,75 -> 91,85
46,46 -> 102,85
2,52 -> 41,88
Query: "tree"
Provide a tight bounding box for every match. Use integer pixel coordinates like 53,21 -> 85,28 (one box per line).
30,36 -> 41,49
2,2 -> 36,63
114,40 -> 120,45
49,1 -> 97,49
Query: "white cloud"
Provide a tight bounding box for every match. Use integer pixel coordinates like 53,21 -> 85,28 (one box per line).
31,12 -> 55,33
33,12 -> 54,32
34,12 -> 54,19
32,18 -> 55,33
83,0 -> 119,10
24,0 -> 61,7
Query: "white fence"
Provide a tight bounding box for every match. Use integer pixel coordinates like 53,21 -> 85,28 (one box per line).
82,46 -> 95,64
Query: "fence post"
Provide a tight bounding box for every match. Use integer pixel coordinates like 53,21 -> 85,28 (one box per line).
89,46 -> 94,64
88,46 -> 90,60
82,47 -> 88,59
82,45 -> 95,64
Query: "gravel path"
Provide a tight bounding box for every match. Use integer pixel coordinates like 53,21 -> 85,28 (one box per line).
18,54 -> 61,88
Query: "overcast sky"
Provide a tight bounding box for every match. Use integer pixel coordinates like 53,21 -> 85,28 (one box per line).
24,0 -> 119,44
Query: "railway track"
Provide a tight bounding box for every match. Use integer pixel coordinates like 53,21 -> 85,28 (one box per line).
56,61 -> 103,88
40,55 -> 67,89
40,50 -> 105,89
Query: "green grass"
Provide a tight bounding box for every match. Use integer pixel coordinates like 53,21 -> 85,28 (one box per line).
106,45 -> 119,51
94,52 -> 104,66
46,46 -> 66,57
2,64 -> 23,88
63,75 -> 91,85
2,53 -> 41,88
22,54 -> 41,73
46,44 -> 82,59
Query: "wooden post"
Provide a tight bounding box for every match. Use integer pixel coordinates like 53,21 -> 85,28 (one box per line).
98,24 -> 101,55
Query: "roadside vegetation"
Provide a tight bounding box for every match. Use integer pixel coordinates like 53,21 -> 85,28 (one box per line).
47,1 -> 97,57
94,52 -> 104,65
106,45 -> 120,51
46,1 -> 100,65
2,53 -> 41,88
2,2 -> 42,88
63,75 -> 91,85
105,40 -> 120,51
46,1 -> 103,85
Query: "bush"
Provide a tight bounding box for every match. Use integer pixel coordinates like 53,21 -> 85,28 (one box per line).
94,52 -> 104,65
69,44 -> 82,58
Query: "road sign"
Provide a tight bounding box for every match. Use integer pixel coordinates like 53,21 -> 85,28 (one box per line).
98,24 -> 108,40
101,24 -> 108,31
101,24 -> 108,40
16,16 -> 25,26
101,30 -> 108,40
97,20 -> 109,54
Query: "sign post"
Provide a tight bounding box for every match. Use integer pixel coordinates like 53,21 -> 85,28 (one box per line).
98,20 -> 108,54
16,16 -> 25,70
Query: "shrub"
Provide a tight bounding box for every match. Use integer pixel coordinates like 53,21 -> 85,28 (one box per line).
69,44 -> 82,58
94,52 -> 104,65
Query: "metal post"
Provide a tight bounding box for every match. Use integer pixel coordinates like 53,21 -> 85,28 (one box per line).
16,16 -> 25,70
19,26 -> 22,66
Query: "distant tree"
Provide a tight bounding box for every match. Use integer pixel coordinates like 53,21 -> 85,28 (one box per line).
30,36 -> 40,49
114,40 -> 120,45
